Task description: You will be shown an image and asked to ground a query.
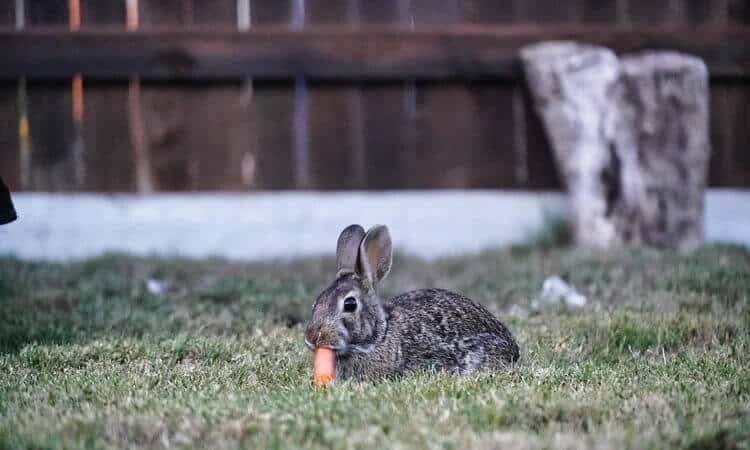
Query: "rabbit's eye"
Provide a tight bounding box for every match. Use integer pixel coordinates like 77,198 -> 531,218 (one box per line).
343,297 -> 357,313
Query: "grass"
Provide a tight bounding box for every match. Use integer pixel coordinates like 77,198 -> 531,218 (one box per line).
0,244 -> 749,449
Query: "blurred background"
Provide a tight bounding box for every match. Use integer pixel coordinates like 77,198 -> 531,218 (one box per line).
0,0 -> 748,259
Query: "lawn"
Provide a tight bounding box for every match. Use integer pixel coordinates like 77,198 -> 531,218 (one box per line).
1,244 -> 749,449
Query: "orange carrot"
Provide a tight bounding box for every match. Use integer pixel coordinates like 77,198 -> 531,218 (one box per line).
313,347 -> 335,386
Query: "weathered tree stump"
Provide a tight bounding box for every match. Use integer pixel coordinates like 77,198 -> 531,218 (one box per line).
520,42 -> 710,249
520,41 -> 621,247
614,52 -> 710,249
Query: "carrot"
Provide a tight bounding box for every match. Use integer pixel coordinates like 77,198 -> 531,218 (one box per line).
313,347 -> 335,386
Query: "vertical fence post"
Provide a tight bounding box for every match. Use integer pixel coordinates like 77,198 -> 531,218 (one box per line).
399,0 -> 417,183
513,0 -> 528,186
292,0 -> 309,189
126,0 -> 153,193
14,0 -> 24,28
616,0 -> 630,25
512,89 -> 528,185
237,0 -> 255,188
183,0 -> 193,27
126,0 -> 138,28
346,0 -> 366,188
69,0 -> 86,188
237,0 -> 250,30
667,0 -> 685,25
15,0 -> 31,189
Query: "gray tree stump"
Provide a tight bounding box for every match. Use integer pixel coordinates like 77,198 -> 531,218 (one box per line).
614,52 -> 710,249
520,42 -> 710,249
520,42 -> 621,247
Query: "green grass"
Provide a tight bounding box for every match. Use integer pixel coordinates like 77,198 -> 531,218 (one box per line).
1,245 -> 749,449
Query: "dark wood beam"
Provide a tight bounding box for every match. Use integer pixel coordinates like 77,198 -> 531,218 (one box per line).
1,26 -> 748,81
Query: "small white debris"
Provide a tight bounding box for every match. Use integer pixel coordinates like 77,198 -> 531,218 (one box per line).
146,278 -> 166,295
507,303 -> 529,319
533,275 -> 587,309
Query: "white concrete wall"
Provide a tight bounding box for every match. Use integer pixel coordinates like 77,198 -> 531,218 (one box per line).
0,190 -> 747,261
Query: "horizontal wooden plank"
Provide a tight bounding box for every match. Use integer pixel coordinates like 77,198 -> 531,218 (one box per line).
0,26 -> 748,80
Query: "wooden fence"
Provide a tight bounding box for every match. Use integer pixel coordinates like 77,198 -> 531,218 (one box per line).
0,0 -> 748,192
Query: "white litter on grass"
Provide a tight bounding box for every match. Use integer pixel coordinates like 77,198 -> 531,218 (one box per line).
146,279 -> 166,295
506,303 -> 530,319
533,276 -> 587,309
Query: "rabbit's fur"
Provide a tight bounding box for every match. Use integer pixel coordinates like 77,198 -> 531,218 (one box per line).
305,224 -> 519,381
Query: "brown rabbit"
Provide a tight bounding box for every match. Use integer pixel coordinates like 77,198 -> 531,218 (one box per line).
305,224 -> 519,381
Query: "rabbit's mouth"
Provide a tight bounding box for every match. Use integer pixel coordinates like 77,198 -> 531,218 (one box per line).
305,337 -> 348,353
305,322 -> 351,352
305,337 -> 373,356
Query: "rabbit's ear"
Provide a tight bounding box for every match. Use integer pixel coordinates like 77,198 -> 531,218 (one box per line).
336,224 -> 366,278
359,225 -> 392,287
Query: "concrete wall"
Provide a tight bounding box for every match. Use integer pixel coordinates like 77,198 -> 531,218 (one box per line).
0,190 -> 747,261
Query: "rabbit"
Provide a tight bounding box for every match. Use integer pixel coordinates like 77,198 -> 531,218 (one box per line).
305,224 -> 519,381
